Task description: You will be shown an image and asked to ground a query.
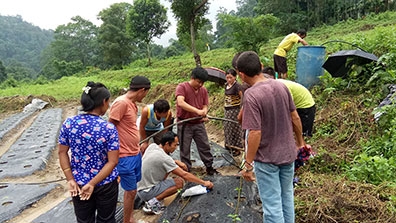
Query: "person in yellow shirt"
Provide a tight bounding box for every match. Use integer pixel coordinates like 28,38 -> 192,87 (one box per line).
263,66 -> 316,137
273,29 -> 309,79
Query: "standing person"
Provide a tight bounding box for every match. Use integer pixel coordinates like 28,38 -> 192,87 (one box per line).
231,52 -> 250,124
175,67 -> 219,175
58,82 -> 120,223
263,66 -> 316,137
237,51 -> 306,223
108,76 -> 151,223
137,131 -> 214,214
273,29 -> 309,79
139,99 -> 173,153
224,68 -> 243,156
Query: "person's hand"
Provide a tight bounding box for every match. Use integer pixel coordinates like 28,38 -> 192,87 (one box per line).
140,141 -> 149,154
239,169 -> 256,182
67,179 -> 81,197
202,117 -> 209,122
175,160 -> 188,171
79,183 -> 94,200
203,180 -> 214,189
196,109 -> 206,117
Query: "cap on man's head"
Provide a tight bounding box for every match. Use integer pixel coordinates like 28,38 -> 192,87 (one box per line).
129,76 -> 151,90
191,67 -> 208,82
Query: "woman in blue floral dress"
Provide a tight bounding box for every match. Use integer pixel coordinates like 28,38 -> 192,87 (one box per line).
58,82 -> 120,223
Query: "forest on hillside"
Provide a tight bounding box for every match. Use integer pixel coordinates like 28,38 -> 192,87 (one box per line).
0,0 -> 395,87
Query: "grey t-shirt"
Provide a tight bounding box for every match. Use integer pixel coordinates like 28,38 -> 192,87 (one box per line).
137,143 -> 178,191
242,79 -> 297,165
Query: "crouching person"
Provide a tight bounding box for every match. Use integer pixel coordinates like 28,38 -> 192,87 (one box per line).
137,131 -> 214,214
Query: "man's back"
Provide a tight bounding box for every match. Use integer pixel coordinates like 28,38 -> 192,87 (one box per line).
274,33 -> 301,57
277,79 -> 315,108
138,144 -> 178,191
242,79 -> 297,165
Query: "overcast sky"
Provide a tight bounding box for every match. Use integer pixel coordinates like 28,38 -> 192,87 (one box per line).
0,0 -> 237,46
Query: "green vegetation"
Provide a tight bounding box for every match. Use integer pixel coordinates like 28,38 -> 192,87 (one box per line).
1,9 -> 396,223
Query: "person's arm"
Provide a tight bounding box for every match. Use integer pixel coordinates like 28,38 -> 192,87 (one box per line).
58,144 -> 81,197
291,110 -> 305,148
201,105 -> 209,121
174,160 -> 188,171
139,106 -> 149,153
172,167 -> 213,189
238,90 -> 243,100
176,95 -> 206,117
79,150 -> 119,200
299,39 -> 309,46
241,129 -> 261,181
163,110 -> 173,131
108,118 -> 119,126
237,107 -> 243,124
237,89 -> 244,124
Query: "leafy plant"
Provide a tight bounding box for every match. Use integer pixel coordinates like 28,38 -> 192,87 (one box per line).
346,153 -> 396,185
227,213 -> 241,222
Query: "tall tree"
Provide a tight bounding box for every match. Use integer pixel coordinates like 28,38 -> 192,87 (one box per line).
218,14 -> 279,53
127,0 -> 170,66
51,16 -> 98,67
214,8 -> 234,49
98,2 -> 134,69
41,16 -> 98,79
169,0 -> 210,67
236,0 -> 258,17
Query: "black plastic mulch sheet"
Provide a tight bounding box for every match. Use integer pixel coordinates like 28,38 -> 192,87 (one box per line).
0,183 -> 58,222
0,108 -> 62,179
159,175 -> 263,223
0,111 -> 34,141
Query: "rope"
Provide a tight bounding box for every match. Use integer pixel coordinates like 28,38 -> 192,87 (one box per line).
0,178 -> 66,185
139,115 -> 239,144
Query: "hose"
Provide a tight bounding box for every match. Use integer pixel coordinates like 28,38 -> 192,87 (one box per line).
320,40 -> 367,52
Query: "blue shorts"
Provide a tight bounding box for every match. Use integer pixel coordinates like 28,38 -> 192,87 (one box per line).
117,154 -> 142,191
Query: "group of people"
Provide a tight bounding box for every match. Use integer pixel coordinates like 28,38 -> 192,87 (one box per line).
58,69 -> 218,223
58,29 -> 314,223
220,30 -> 315,223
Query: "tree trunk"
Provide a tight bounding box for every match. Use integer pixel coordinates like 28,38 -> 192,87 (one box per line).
146,41 -> 151,66
190,18 -> 201,67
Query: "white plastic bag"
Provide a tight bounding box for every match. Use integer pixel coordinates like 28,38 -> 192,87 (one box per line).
181,185 -> 208,198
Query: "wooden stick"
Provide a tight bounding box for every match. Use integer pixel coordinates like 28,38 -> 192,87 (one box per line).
225,144 -> 244,151
207,115 -> 239,124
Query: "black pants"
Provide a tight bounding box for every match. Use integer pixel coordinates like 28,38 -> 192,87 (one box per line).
72,180 -> 119,223
297,105 -> 316,137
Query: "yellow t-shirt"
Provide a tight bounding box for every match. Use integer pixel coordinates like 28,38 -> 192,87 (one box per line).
276,79 -> 315,108
274,33 -> 301,57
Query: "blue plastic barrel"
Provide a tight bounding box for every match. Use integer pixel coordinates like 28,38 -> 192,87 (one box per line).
296,46 -> 326,88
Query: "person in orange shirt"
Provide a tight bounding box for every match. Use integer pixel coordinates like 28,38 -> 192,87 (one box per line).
108,76 -> 151,223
